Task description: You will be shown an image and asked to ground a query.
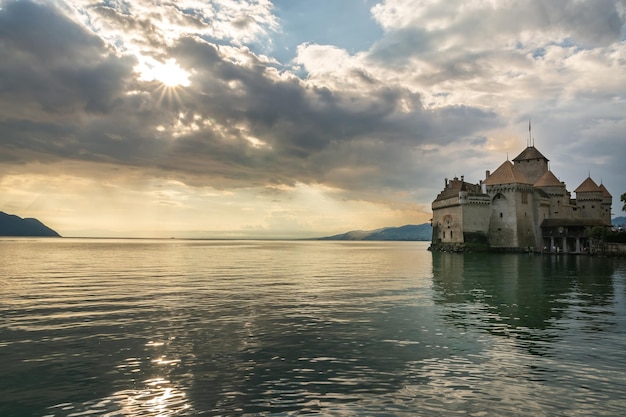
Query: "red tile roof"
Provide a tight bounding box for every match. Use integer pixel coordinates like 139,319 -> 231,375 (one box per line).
534,170 -> 562,187
599,183 -> 612,198
484,160 -> 532,185
513,146 -> 549,162
574,177 -> 600,193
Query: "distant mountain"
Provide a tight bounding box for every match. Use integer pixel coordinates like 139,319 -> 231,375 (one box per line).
318,224 -> 432,241
319,217 -> 625,242
0,211 -> 61,237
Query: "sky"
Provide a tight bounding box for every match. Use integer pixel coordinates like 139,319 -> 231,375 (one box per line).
0,0 -> 625,238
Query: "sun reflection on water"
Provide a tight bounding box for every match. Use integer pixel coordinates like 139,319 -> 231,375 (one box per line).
47,377 -> 192,416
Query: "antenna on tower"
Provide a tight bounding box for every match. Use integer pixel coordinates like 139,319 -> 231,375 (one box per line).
528,119 -> 532,147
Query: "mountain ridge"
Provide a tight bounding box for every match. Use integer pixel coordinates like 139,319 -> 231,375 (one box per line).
0,211 -> 61,237
318,224 -> 432,241
318,216 -> 626,241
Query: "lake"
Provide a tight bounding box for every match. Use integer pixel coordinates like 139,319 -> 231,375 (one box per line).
1,239 -> 625,416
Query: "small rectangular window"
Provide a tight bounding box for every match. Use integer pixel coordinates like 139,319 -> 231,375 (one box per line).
500,212 -> 503,218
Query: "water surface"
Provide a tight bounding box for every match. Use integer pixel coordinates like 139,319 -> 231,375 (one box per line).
1,239 -> 625,416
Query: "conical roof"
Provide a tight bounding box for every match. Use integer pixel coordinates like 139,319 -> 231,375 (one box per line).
513,146 -> 549,162
599,183 -> 612,198
574,177 -> 600,193
484,160 -> 532,185
534,170 -> 562,187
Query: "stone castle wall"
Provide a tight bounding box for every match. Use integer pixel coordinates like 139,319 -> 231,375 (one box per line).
430,145 -> 612,253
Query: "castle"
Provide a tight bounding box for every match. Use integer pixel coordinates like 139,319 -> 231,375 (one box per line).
430,140 -> 612,253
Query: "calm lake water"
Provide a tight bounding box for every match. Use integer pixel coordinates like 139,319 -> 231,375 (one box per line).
1,239 -> 625,416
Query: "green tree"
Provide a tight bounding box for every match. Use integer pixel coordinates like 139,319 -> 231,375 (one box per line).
588,225 -> 609,240
622,192 -> 626,212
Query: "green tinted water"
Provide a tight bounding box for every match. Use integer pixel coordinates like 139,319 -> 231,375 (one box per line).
1,239 -> 625,416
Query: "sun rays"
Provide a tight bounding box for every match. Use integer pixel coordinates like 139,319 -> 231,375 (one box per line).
135,57 -> 191,108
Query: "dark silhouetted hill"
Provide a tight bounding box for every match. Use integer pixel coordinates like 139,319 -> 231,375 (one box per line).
0,211 -> 61,237
318,224 -> 431,241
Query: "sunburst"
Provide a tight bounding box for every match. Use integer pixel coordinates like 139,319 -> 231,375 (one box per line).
138,58 -> 190,87
136,57 -> 191,108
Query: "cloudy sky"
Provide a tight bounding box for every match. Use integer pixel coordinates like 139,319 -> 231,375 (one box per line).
0,0 -> 625,238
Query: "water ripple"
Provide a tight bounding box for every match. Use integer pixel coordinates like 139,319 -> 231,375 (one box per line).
1,240 -> 626,416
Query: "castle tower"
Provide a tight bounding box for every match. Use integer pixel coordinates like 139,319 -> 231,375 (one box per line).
483,160 -> 538,248
534,170 -> 568,218
599,183 -> 612,224
512,146 -> 549,184
431,177 -> 466,245
431,176 -> 490,247
574,177 -> 603,220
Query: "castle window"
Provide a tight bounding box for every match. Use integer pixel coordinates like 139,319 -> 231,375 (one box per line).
592,205 -> 595,209
521,192 -> 528,204
450,231 -> 453,239
500,212 -> 503,218
443,231 -> 446,239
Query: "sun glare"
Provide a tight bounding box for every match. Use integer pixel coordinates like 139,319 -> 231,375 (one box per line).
137,58 -> 191,88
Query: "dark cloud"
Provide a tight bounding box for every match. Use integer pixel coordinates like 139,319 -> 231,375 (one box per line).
0,0 -> 502,200
162,37 -> 499,191
0,0 -> 102,64
0,0 -> 135,117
